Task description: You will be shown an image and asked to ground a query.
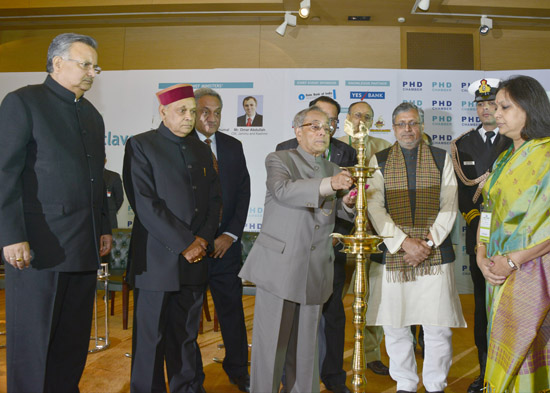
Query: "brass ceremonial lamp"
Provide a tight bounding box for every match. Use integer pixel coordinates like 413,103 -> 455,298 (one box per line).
332,119 -> 385,393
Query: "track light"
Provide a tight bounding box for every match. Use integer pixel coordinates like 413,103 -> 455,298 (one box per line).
480,15 -> 493,35
418,0 -> 430,11
276,12 -> 297,36
299,0 -> 311,19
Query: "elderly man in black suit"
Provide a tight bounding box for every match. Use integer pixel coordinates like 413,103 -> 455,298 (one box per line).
123,84 -> 222,393
193,87 -> 252,393
276,96 -> 356,393
0,33 -> 112,393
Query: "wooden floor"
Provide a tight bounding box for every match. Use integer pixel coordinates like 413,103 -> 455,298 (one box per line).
0,289 -> 480,393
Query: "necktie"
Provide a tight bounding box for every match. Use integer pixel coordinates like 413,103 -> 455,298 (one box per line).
485,131 -> 495,150
204,138 -> 219,174
246,118 -> 251,127
205,138 -> 223,222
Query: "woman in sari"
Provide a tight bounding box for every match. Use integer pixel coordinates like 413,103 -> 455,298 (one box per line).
476,75 -> 550,393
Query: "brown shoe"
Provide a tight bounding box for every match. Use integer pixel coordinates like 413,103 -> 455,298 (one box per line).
366,360 -> 390,375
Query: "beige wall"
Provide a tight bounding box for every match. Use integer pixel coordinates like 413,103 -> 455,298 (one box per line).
0,25 -> 549,72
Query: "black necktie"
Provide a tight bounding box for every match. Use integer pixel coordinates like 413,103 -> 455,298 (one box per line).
485,131 -> 495,150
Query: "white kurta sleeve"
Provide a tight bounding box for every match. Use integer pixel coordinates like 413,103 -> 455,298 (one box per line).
366,155 -> 407,254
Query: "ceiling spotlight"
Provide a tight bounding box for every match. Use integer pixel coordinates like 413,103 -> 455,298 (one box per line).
418,0 -> 430,11
480,15 -> 493,35
276,12 -> 297,36
299,0 -> 311,19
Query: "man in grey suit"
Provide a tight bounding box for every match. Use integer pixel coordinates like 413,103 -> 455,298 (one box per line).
276,96 -> 356,393
240,106 -> 356,393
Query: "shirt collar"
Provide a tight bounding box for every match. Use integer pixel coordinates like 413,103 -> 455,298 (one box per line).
44,74 -> 81,103
158,122 -> 189,144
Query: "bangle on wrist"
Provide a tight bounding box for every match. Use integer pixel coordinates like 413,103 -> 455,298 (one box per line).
506,255 -> 519,270
474,242 -> 486,253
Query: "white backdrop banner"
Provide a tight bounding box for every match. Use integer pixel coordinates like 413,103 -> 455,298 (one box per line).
1,68 -> 549,293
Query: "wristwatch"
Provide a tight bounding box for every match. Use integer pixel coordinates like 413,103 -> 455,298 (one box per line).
506,255 -> 519,270
425,238 -> 434,248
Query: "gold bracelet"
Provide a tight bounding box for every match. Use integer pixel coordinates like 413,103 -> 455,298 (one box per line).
474,242 -> 487,253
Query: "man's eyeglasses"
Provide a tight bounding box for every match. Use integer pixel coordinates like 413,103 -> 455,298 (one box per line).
328,117 -> 339,132
300,122 -> 331,132
63,58 -> 102,74
393,121 -> 421,130
352,112 -> 373,122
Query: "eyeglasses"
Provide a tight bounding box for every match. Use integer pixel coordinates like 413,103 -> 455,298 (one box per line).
393,121 -> 421,130
351,112 -> 373,122
63,58 -> 102,74
300,122 -> 331,132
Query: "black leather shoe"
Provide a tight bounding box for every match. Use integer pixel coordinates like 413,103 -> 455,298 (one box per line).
229,374 -> 250,393
467,375 -> 484,393
396,390 -> 416,393
324,383 -> 351,393
425,391 -> 444,393
366,360 -> 390,375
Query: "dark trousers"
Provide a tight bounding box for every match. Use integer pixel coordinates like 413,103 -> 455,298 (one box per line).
469,253 -> 488,375
5,266 -> 97,393
130,285 -> 205,393
318,244 -> 347,387
207,264 -> 249,379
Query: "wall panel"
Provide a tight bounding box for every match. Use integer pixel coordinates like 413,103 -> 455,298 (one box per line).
2,25 -> 550,72
0,28 -> 126,72
480,29 -> 550,70
123,25 -> 261,69
259,25 -> 401,68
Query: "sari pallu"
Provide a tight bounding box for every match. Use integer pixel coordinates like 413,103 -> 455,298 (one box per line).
482,137 -> 550,392
484,253 -> 550,393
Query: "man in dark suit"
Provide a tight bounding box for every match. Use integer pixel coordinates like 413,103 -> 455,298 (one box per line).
451,78 -> 512,393
103,162 -> 124,228
193,87 -> 252,393
237,96 -> 263,127
276,96 -> 356,393
0,33 -> 112,392
123,84 -> 222,393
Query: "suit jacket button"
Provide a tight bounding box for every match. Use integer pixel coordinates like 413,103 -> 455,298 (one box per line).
188,164 -> 192,169
181,146 -> 186,150
311,246 -> 316,251
313,166 -> 319,171
90,178 -> 94,182
195,208 -> 199,212
315,225 -> 320,230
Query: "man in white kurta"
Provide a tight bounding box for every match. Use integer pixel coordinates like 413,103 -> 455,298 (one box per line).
365,103 -> 466,393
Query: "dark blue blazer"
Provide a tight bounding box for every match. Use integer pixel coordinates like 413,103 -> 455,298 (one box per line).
194,130 -> 251,275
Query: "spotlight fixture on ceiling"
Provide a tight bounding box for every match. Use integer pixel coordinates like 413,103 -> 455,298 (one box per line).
299,0 -> 311,19
276,11 -> 297,36
417,0 -> 430,11
480,15 -> 493,35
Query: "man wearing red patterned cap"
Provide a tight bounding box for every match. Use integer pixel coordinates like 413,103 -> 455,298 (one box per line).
123,83 -> 222,393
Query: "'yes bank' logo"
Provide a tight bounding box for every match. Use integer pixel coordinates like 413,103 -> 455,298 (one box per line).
349,91 -> 385,99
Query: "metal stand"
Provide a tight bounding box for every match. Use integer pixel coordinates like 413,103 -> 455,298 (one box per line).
89,262 -> 110,353
332,120 -> 386,393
